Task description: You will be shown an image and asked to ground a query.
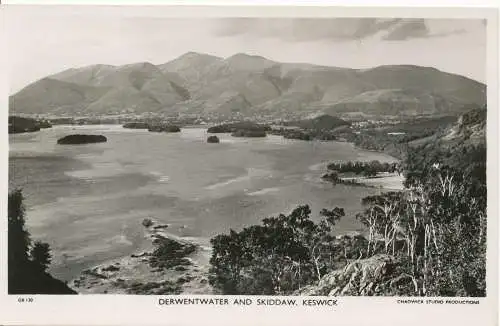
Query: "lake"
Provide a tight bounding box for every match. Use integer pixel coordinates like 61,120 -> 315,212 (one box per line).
9,125 -> 397,281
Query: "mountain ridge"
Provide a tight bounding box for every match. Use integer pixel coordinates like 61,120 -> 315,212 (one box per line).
10,52 -> 486,118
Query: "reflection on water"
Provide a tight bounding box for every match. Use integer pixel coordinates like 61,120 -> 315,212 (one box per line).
9,125 -> 397,281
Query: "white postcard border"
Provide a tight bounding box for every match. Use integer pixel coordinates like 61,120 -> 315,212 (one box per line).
0,3 -> 498,326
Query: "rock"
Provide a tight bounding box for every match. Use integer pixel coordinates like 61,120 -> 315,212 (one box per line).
131,251 -> 149,258
142,218 -> 154,228
57,134 -> 107,145
295,254 -> 403,296
153,224 -> 170,230
149,237 -> 197,270
82,269 -> 108,280
102,265 -> 120,272
207,135 -> 220,143
174,265 -> 188,272
176,276 -> 194,284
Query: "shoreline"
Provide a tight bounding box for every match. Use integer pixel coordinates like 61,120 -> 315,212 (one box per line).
70,158 -> 404,295
70,220 -> 214,295
339,172 -> 405,190
14,127 -> 403,294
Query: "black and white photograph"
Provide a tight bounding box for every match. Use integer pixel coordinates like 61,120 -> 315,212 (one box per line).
5,6 -> 492,301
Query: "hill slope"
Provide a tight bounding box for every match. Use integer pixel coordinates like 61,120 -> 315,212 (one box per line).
10,52 -> 486,117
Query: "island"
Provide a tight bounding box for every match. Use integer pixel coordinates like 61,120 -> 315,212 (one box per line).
207,122 -> 270,134
231,130 -> 267,138
8,116 -> 52,134
207,135 -> 220,143
57,134 -> 108,145
123,122 -> 150,129
148,125 -> 181,133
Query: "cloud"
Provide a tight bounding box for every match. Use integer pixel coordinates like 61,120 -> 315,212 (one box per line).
383,19 -> 429,40
213,18 -> 477,43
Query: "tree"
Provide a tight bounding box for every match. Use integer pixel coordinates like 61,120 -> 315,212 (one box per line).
8,189 -> 76,294
8,189 -> 31,271
209,205 -> 345,295
30,241 -> 52,272
357,143 -> 486,297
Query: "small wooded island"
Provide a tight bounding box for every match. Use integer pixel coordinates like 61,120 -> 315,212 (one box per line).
208,122 -> 270,137
122,122 -> 182,132
123,122 -> 150,129
147,125 -> 181,133
207,135 -> 220,143
57,134 -> 107,145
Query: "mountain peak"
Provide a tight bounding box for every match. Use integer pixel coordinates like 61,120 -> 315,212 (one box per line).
168,52 -> 223,63
182,51 -> 221,58
227,53 -> 269,60
119,61 -> 158,70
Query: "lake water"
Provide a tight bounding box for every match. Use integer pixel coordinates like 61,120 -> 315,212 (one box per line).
9,125 -> 397,281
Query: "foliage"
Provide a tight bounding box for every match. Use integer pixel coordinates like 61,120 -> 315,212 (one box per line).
327,160 -> 399,176
207,122 -> 270,134
357,143 -> 486,296
148,124 -> 181,132
283,114 -> 350,130
8,116 -> 52,134
123,122 -> 149,129
207,135 -> 220,143
30,241 -> 52,272
8,189 -> 76,294
231,130 -> 267,137
209,109 -> 486,296
57,134 -> 107,145
209,205 -> 349,295
271,128 -> 337,141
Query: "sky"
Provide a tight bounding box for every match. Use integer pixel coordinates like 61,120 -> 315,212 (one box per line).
5,8 -> 487,93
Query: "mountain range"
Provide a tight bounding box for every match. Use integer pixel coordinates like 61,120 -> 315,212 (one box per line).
9,52 -> 486,118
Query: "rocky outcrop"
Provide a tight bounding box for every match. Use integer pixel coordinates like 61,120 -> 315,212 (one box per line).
296,254 -> 413,296
70,219 -> 213,294
57,134 -> 107,145
442,107 -> 486,145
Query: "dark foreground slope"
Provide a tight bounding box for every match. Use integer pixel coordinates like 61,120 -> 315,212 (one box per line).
10,263 -> 77,294
8,190 -> 77,294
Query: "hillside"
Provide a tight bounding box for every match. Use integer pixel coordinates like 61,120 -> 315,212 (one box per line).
323,88 -> 469,116
10,52 -> 486,117
407,107 -> 486,150
284,114 -> 351,130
